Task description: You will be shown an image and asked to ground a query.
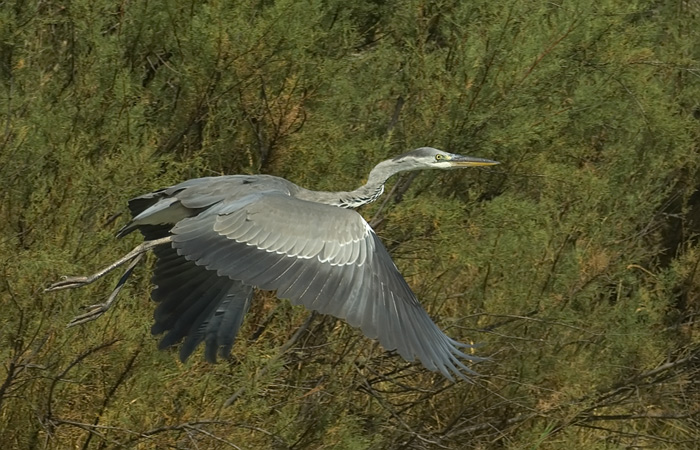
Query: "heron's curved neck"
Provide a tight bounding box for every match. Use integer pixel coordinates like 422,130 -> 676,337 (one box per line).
296,159 -> 405,209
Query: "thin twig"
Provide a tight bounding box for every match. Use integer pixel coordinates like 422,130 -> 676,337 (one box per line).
224,312 -> 317,407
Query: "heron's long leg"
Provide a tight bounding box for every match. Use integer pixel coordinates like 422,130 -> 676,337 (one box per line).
66,253 -> 144,327
45,237 -> 172,292
45,237 -> 172,326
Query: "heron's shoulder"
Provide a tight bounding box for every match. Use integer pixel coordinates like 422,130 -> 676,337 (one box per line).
163,174 -> 297,198
168,174 -> 293,190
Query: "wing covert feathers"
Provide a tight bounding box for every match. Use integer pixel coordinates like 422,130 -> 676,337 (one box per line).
167,193 -> 480,380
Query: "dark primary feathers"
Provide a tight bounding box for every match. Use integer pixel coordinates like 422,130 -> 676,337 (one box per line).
118,149 -> 497,380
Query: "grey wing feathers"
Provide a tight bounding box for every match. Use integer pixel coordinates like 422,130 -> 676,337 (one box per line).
149,243 -> 253,363
117,176 -> 288,238
120,183 -> 258,363
170,192 -> 481,380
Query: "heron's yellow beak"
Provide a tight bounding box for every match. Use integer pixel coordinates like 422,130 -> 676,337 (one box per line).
449,155 -> 500,167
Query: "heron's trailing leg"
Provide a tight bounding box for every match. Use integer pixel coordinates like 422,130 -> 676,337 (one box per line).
45,237 -> 172,325
66,252 -> 144,326
45,237 -> 172,291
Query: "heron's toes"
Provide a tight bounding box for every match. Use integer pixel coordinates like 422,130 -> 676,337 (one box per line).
45,276 -> 91,292
67,303 -> 109,327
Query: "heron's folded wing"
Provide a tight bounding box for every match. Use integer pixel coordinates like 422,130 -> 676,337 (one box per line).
170,193 -> 482,380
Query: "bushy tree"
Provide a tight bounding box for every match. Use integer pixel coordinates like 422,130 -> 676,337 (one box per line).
1,0 -> 698,448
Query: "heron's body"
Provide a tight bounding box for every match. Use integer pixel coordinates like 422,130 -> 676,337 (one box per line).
48,147 -> 498,380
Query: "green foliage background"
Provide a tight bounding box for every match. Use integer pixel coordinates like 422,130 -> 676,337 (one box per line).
1,0 -> 698,448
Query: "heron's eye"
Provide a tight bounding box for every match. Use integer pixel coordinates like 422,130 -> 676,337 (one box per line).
435,154 -> 447,161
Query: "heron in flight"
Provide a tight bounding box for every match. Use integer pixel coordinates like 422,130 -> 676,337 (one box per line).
47,147 -> 498,380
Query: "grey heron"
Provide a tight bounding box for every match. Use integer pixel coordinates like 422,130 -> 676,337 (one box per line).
47,147 -> 498,380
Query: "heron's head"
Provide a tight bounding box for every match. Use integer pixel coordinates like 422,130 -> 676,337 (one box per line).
391,147 -> 499,171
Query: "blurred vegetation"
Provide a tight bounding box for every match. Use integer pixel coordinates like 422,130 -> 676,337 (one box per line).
1,0 -> 699,448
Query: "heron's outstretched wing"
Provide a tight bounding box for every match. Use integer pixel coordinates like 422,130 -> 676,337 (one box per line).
171,192 -> 481,380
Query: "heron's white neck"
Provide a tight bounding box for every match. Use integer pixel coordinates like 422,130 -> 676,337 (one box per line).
295,159 -> 405,209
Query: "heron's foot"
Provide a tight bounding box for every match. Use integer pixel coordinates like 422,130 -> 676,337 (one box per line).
68,302 -> 111,327
44,237 -> 171,294
45,276 -> 94,292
